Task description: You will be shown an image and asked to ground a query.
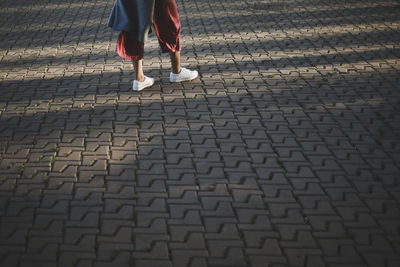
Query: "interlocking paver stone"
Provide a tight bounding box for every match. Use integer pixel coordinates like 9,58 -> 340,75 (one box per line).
1,0 -> 400,266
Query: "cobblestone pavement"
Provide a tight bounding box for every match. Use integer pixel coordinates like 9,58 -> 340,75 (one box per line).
1,0 -> 400,266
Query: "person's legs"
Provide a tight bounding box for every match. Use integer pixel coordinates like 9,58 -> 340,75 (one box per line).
116,31 -> 154,91
169,51 -> 181,74
132,59 -> 145,82
153,0 -> 198,81
153,0 -> 181,51
131,58 -> 154,91
153,0 -> 181,72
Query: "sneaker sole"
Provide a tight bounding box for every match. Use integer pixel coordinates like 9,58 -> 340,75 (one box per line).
170,74 -> 199,83
133,80 -> 155,91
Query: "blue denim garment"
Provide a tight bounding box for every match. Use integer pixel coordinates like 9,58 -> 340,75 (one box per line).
108,0 -> 155,42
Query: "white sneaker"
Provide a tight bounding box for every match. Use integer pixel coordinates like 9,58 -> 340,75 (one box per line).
170,68 -> 199,83
133,76 -> 155,91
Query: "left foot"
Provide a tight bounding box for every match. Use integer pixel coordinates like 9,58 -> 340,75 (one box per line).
170,68 -> 199,83
132,76 -> 155,91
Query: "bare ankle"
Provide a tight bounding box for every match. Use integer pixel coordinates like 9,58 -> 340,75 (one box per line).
172,68 -> 181,74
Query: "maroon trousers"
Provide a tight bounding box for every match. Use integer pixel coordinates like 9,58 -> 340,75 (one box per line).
117,0 -> 181,60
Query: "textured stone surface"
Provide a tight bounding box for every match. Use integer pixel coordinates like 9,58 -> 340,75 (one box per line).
1,0 -> 400,266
